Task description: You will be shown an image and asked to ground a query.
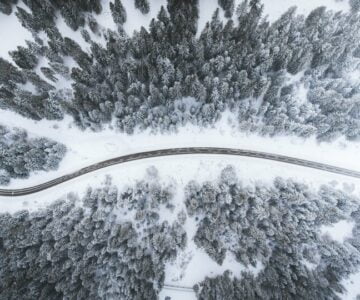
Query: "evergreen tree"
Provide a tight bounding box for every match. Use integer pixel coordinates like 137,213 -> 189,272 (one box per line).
0,0 -> 17,15
9,46 -> 38,70
218,0 -> 235,18
110,0 -> 127,25
135,0 -> 150,14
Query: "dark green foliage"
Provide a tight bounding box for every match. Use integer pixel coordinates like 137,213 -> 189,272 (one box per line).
63,1 -> 360,140
0,57 -> 26,84
0,125 -> 66,185
218,0 -> 234,17
110,0 -> 127,25
15,0 -> 102,32
0,176 -> 186,299
9,45 -> 38,69
187,166 -> 360,299
40,67 -> 57,82
135,0 -> 150,14
0,0 -> 17,15
2,0 -> 360,141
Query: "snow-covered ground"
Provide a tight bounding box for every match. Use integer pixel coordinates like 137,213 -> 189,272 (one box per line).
0,1 -> 359,299
320,220 -> 355,243
2,100 -> 360,299
0,3 -> 34,62
1,107 -> 360,190
1,150 -> 359,299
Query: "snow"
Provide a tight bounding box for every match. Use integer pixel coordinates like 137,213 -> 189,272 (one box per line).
2,105 -> 360,191
163,190 -> 264,288
56,14 -> 89,51
165,220 -> 262,287
95,0 -> 118,34
159,289 -> 196,300
0,4 -> 34,62
37,30 -> 49,47
0,1 -> 359,296
197,0 -> 227,37
1,105 -> 360,298
346,68 -> 360,86
1,149 -> 358,297
120,0 -> 167,36
342,271 -> 360,300
17,81 -> 37,94
320,220 -> 355,243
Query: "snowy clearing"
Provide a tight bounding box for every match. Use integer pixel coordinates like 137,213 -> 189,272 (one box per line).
320,220 -> 355,243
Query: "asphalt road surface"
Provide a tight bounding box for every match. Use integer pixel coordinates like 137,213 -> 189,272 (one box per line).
1,147 -> 360,197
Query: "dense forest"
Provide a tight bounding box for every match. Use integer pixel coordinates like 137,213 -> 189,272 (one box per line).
0,173 -> 186,299
187,166 -> 360,299
1,0 -> 360,299
1,167 -> 360,299
1,0 -> 360,141
0,124 -> 66,185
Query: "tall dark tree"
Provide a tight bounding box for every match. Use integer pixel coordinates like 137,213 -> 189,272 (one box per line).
110,0 -> 127,25
135,0 -> 150,14
218,0 -> 234,17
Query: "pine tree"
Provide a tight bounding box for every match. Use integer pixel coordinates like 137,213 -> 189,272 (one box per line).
218,0 -> 235,18
135,0 -> 150,14
110,0 -> 127,25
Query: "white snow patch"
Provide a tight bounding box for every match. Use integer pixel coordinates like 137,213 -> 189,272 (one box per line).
121,0 -> 167,36
56,14 -> 89,51
17,81 -> 37,93
197,0 -> 228,37
0,5 -> 34,62
320,220 -> 355,243
347,69 -> 360,86
302,259 -> 318,271
296,83 -> 308,105
37,30 -> 49,47
95,0 -> 118,33
165,247 -> 248,286
341,271 -> 360,300
159,288 -> 196,300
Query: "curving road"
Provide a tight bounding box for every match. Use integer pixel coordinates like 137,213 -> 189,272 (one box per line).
1,147 -> 360,197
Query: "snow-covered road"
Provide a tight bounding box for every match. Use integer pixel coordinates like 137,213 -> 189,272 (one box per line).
1,147 -> 360,196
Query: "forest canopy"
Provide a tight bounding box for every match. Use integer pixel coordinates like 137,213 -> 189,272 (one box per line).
0,0 -> 360,141
1,167 -> 360,299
